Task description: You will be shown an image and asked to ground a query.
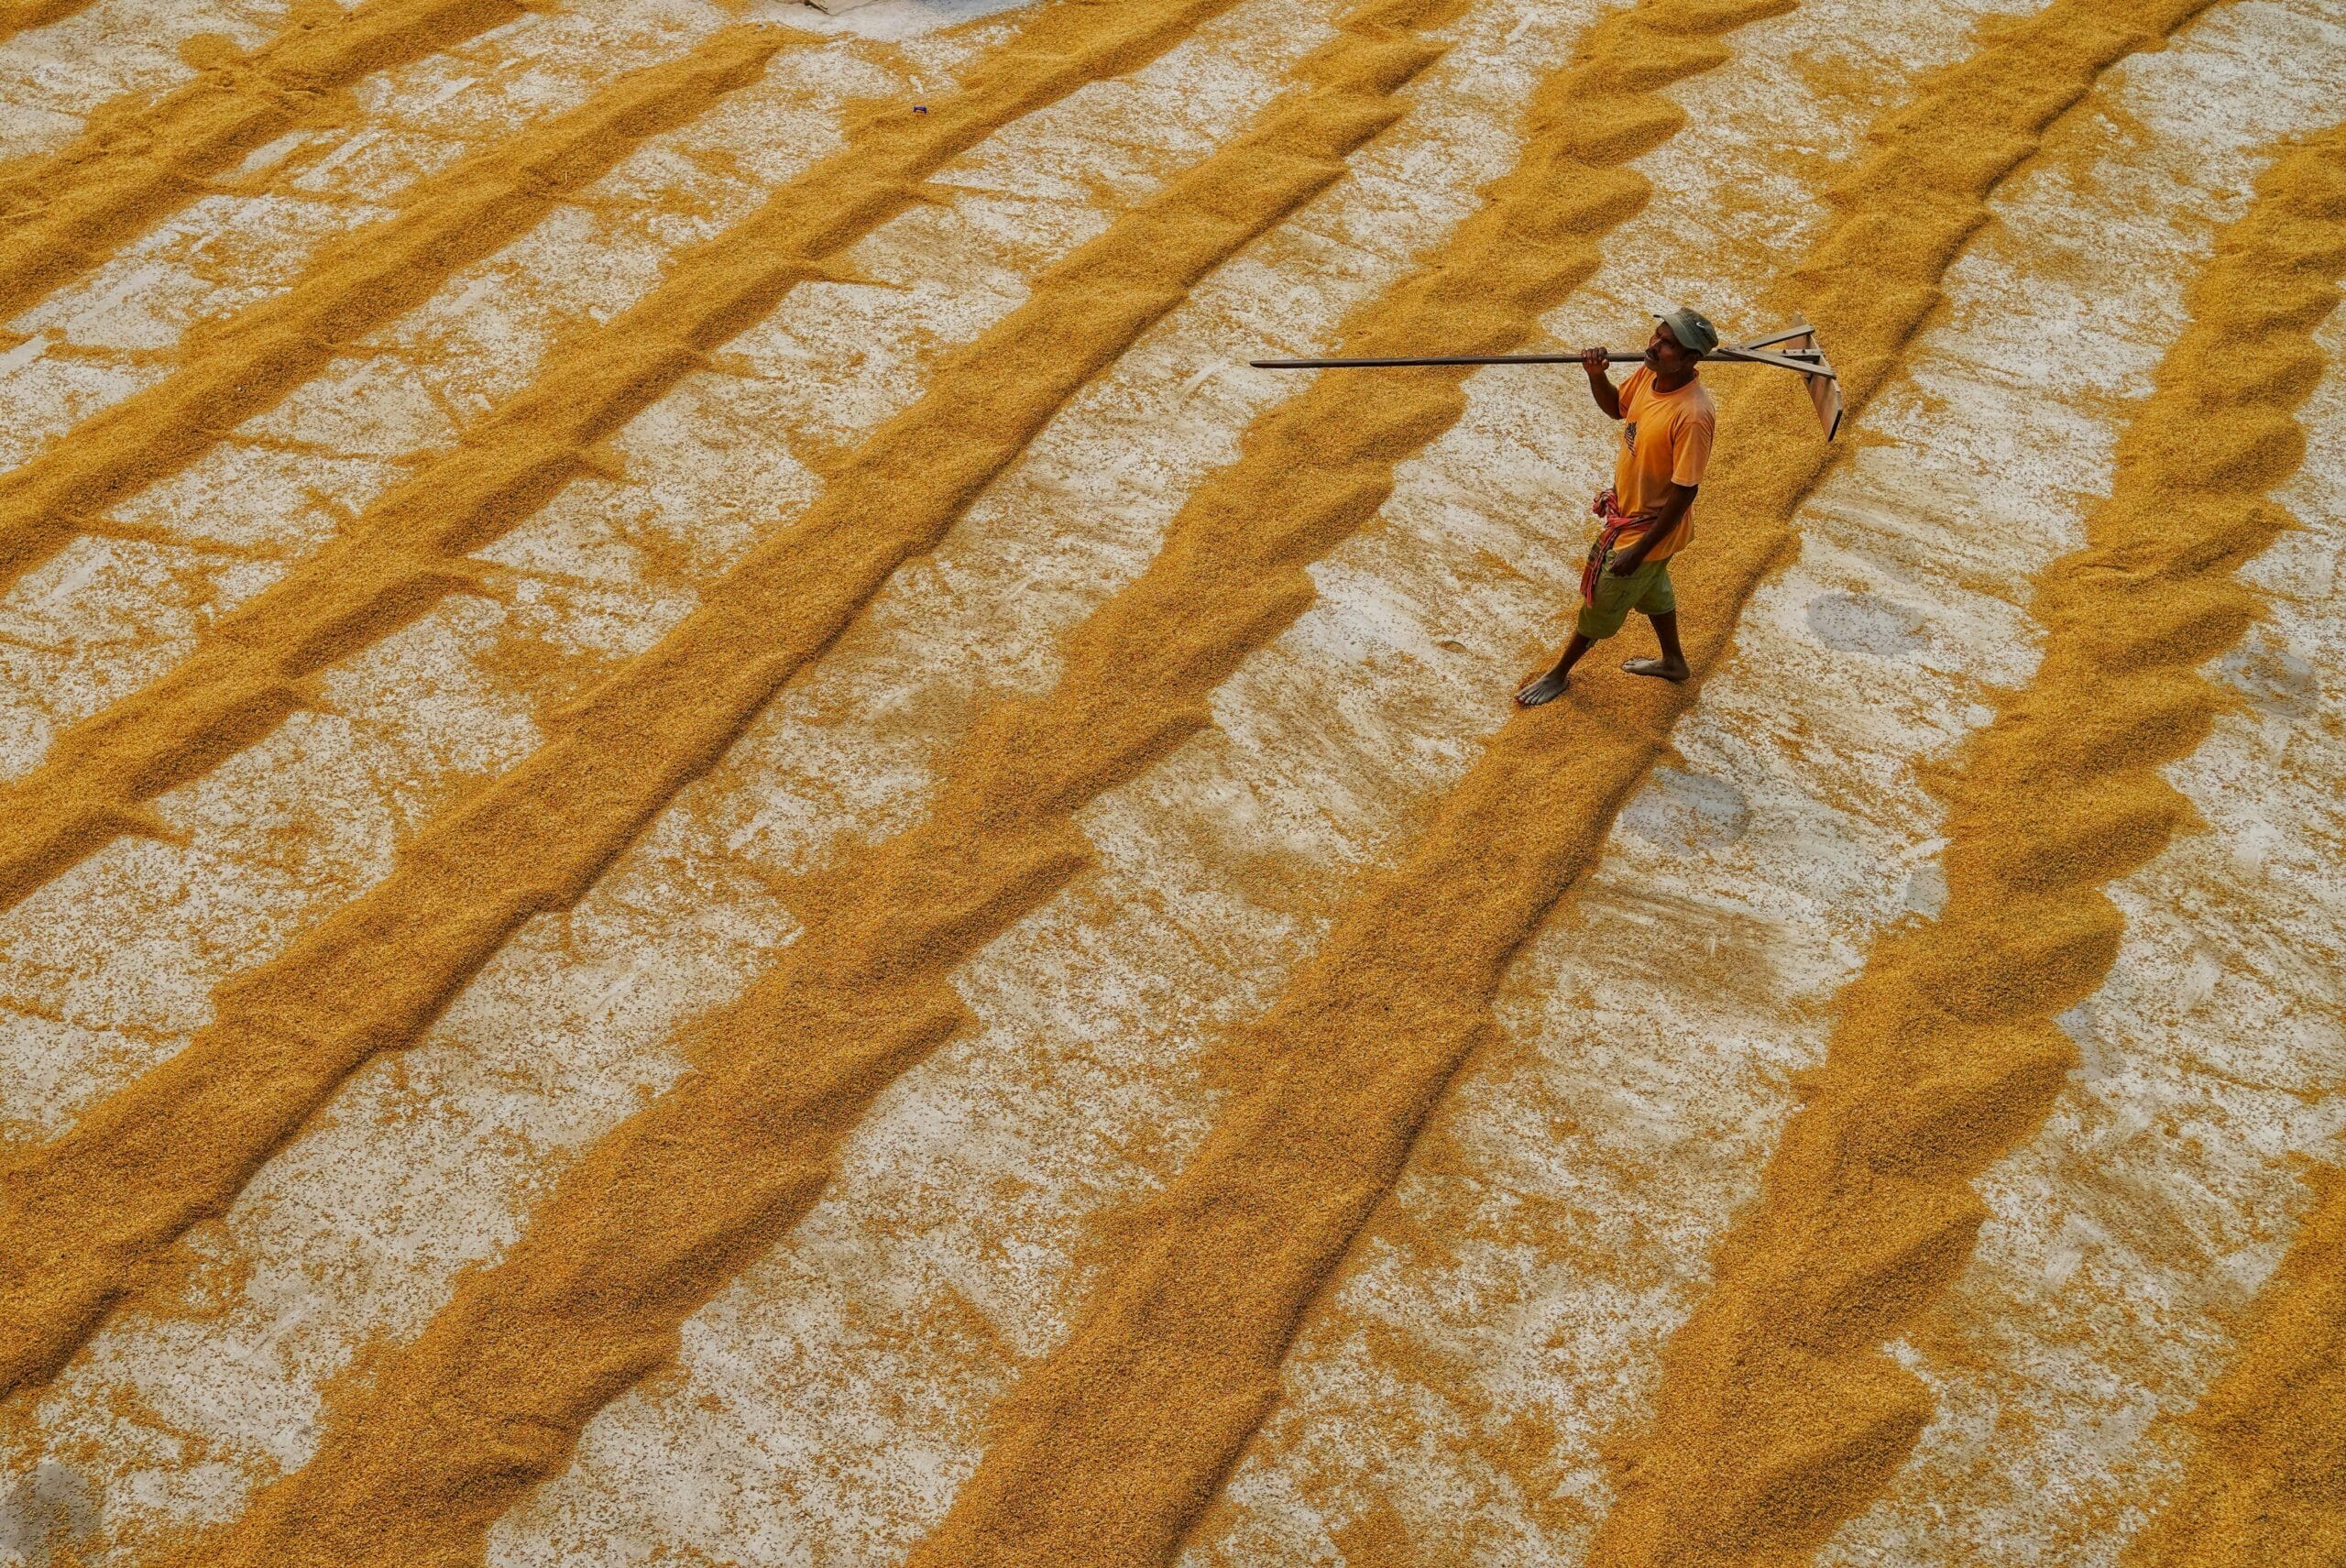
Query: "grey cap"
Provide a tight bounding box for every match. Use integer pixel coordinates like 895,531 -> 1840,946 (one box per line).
1656,306 -> 1719,356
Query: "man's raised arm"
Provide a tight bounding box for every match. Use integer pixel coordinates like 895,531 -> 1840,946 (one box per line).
1581,345 -> 1624,419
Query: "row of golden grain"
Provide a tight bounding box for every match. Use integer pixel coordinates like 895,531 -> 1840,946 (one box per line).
0,0 -> 2336,1558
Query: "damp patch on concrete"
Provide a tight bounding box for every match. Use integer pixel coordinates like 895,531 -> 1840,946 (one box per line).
1619,766 -> 1750,850
1803,589 -> 1929,657
0,1460 -> 97,1560
1903,860 -> 1946,917
2212,628 -> 2319,718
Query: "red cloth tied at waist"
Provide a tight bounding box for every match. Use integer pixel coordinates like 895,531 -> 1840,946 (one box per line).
1580,487 -> 1652,606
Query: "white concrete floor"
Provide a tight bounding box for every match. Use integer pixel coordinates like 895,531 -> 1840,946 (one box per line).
1,0 -> 2340,1561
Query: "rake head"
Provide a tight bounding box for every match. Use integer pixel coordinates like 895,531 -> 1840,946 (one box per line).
1707,318 -> 1842,440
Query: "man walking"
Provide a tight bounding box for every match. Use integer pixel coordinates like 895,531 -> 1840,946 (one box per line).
1517,306 -> 1719,707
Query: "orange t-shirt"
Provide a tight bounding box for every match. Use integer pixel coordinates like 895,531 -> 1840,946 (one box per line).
1611,367 -> 1716,562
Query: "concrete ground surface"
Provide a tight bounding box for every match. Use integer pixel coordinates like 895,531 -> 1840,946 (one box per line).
0,0 -> 2339,1563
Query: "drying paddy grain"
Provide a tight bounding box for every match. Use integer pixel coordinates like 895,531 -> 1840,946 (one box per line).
0,0 -> 2340,1563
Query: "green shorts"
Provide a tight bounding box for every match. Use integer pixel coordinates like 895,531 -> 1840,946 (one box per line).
1575,550 -> 1677,640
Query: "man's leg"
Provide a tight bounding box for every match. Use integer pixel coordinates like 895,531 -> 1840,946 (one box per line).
1621,565 -> 1690,682
1517,630 -> 1593,707
1621,609 -> 1691,681
1523,553 -> 1647,706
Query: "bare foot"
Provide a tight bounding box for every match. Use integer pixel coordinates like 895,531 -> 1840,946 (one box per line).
1516,670 -> 1569,707
1622,656 -> 1690,682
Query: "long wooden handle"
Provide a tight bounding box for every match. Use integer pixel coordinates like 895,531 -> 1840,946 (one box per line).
1246,349 -> 1827,370
1248,352 -> 1633,368
1245,335 -> 1845,440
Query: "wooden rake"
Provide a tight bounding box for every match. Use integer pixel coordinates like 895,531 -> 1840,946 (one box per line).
1250,319 -> 1843,439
